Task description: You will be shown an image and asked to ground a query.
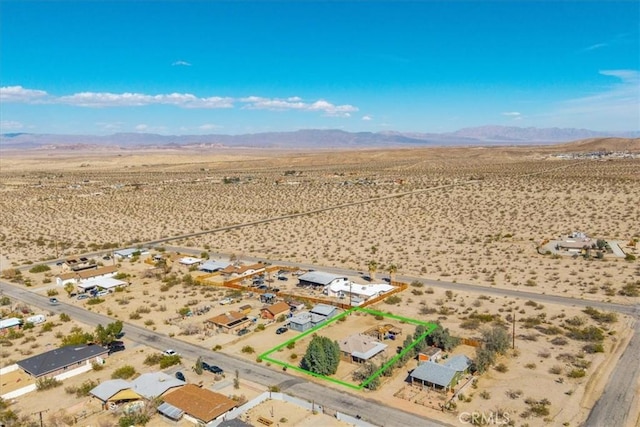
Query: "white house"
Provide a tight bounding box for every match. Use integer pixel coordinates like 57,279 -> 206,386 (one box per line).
56,265 -> 118,286
325,281 -> 394,303
179,257 -> 202,266
297,271 -> 349,288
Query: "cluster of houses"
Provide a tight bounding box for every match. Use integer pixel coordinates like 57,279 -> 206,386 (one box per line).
56,265 -> 127,294
90,373 -> 239,425
297,271 -> 394,306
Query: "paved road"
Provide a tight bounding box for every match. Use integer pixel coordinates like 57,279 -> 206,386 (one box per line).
0,280 -> 447,427
583,317 -> 640,427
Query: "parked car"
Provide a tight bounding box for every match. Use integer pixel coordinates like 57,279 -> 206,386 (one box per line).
277,275 -> 288,281
202,362 -> 223,374
219,297 -> 233,305
102,255 -> 111,260
257,285 -> 268,290
237,328 -> 250,336
108,344 -> 125,354
163,349 -> 178,356
77,294 -> 90,300
48,298 -> 59,305
276,327 -> 288,335
96,290 -> 109,297
175,371 -> 186,381
209,365 -> 224,374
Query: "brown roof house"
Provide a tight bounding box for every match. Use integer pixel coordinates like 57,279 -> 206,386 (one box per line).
56,265 -> 118,286
206,311 -> 251,334
338,333 -> 388,364
260,301 -> 290,320
160,384 -> 238,424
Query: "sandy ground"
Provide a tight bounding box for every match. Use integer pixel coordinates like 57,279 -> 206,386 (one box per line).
1,146 -> 638,426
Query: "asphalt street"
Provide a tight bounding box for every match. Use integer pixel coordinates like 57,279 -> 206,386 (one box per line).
0,280 -> 447,427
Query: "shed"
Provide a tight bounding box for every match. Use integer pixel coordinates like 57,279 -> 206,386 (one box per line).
261,301 -> 290,319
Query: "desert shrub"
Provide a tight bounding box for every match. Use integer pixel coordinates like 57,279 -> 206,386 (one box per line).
59,313 -> 71,322
86,297 -> 104,305
144,353 -> 163,366
112,365 -> 137,379
410,280 -> 423,288
65,379 -> 97,397
385,295 -> 402,304
549,365 -> 563,375
506,389 -> 523,399
159,355 -> 181,369
619,282 -> 640,297
567,369 -> 586,378
566,326 -> 604,342
36,377 -> 62,391
582,343 -> 605,354
525,363 -> 536,369
495,363 -> 508,373
29,264 -> 50,274
479,390 -> 491,399
550,337 -> 568,346
583,307 -> 617,324
129,312 -> 141,320
241,346 -> 255,354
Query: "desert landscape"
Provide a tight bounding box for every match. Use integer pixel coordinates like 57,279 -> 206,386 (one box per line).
0,138 -> 639,427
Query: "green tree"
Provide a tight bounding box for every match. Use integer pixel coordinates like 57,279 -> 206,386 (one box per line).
482,326 -> 510,354
387,264 -> 398,281
94,320 -> 123,346
194,356 -> 204,375
426,323 -> 460,351
367,260 -> 378,280
300,335 -> 340,376
352,362 -> 380,390
412,325 -> 427,354
473,347 -> 496,374
64,282 -> 76,297
61,326 -> 93,346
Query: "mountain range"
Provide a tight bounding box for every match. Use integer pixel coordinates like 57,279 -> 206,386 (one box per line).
1,126 -> 638,150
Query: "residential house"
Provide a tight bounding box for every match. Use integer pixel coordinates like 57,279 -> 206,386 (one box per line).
90,372 -> 184,411
18,344 -> 109,378
113,248 -> 142,259
418,347 -> 443,363
261,301 -> 290,320
77,277 -> 127,293
221,263 -> 267,278
206,311 -> 252,334
160,383 -> 238,425
239,304 -> 252,315
338,333 -> 388,363
198,261 -> 231,273
297,271 -> 349,289
179,257 -> 202,266
410,355 -> 472,392
56,265 -> 118,287
310,303 -> 338,320
0,317 -> 22,335
325,282 -> 394,305
90,379 -> 142,410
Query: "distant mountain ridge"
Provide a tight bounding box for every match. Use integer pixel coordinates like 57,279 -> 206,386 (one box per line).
1,126 -> 638,150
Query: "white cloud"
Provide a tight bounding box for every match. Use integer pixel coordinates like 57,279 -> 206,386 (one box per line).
0,120 -> 24,131
582,42 -> 608,52
198,124 -> 221,131
172,60 -> 192,66
502,111 -> 521,117
135,124 -> 148,131
0,86 -> 48,103
1,85 -> 360,118
362,115 -> 372,121
57,91 -> 234,109
542,69 -> 640,130
241,96 -> 358,117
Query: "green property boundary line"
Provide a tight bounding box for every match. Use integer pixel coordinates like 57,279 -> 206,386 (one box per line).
258,306 -> 437,390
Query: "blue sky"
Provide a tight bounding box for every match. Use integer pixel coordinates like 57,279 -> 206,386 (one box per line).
1,1 -> 638,135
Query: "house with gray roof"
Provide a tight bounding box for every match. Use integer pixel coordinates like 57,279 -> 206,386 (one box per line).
17,344 -> 109,378
444,355 -> 472,373
198,260 -> 231,273
90,379 -> 143,409
410,355 -> 472,392
310,303 -> 338,319
131,372 -> 185,399
297,271 -> 349,288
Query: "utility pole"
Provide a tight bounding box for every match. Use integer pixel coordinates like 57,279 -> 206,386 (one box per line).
512,309 -> 516,350
32,409 -> 49,427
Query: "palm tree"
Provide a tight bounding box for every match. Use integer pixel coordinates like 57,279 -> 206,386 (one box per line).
387,264 -> 398,282
367,260 -> 378,280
